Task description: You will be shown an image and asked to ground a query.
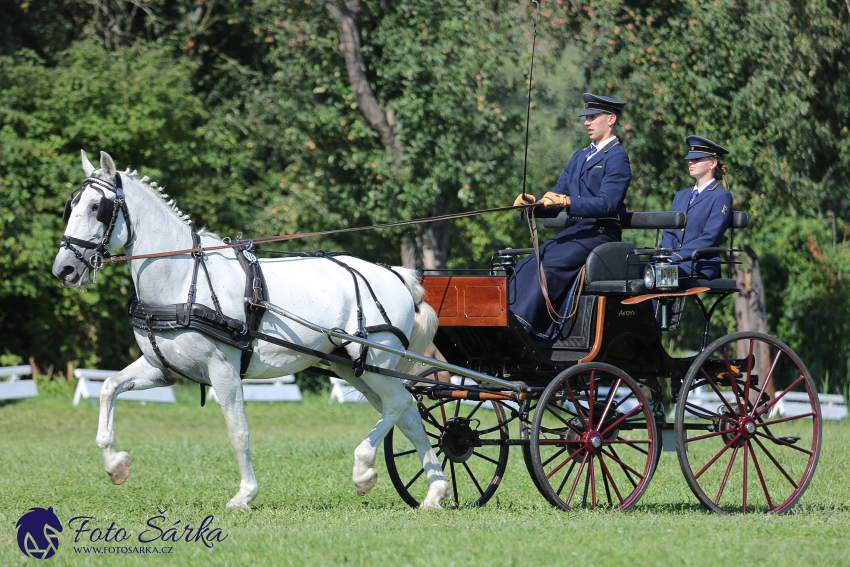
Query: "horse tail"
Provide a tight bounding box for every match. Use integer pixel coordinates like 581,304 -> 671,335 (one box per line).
390,267 -> 439,374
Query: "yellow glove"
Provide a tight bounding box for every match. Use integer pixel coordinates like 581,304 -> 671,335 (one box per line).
540,191 -> 570,208
513,193 -> 537,207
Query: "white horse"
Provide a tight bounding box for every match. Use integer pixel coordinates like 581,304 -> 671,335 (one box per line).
52,151 -> 449,510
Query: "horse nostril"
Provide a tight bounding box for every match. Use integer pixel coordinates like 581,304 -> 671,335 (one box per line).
59,266 -> 75,279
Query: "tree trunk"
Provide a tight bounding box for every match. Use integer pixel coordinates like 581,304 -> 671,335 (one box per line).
323,0 -> 450,269
732,245 -> 775,402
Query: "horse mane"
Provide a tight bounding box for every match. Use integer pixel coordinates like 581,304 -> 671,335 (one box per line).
120,168 -> 223,242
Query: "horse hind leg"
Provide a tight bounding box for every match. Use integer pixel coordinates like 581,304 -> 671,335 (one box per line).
330,364 -> 448,507
96,357 -> 172,485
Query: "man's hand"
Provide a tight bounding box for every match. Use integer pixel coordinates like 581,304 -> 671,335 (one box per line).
513,194 -> 537,207
540,191 -> 570,208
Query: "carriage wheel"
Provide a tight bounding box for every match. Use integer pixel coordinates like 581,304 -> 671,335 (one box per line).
384,367 -> 510,508
675,332 -> 822,514
529,363 -> 658,511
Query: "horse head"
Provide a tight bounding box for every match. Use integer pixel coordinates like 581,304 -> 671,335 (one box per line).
52,150 -> 132,287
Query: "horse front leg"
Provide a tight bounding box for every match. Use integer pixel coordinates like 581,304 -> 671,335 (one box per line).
209,360 -> 258,511
96,356 -> 172,485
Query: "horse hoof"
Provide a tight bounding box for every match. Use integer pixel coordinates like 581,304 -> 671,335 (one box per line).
420,479 -> 450,509
108,453 -> 132,485
226,500 -> 252,511
355,468 -> 378,496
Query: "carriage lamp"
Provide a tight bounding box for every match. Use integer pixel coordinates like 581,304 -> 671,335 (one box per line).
645,251 -> 679,290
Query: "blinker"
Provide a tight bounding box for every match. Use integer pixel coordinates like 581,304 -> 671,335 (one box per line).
63,199 -> 72,224
96,196 -> 115,224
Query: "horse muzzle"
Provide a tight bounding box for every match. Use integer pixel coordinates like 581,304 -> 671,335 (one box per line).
52,248 -> 92,287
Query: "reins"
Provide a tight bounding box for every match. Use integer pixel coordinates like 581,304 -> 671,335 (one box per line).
96,203 -> 537,264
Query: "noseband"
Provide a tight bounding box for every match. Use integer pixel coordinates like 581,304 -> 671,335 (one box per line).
61,173 -> 131,282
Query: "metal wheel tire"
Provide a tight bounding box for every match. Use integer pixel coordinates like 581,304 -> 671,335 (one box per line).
675,331 -> 822,514
384,367 -> 510,508
529,363 -> 659,511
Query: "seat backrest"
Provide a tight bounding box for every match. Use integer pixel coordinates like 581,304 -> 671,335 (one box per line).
585,242 -> 640,283
731,211 -> 749,229
542,211 -> 687,231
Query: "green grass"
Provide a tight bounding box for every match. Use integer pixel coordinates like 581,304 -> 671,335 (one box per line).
1,388 -> 849,566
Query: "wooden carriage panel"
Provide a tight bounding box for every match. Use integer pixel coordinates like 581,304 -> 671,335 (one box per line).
422,276 -> 507,327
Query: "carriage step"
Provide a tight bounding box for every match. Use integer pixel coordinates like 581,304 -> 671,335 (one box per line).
777,436 -> 801,445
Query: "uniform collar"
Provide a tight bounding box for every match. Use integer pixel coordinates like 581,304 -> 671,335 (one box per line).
590,135 -> 618,153
692,178 -> 717,195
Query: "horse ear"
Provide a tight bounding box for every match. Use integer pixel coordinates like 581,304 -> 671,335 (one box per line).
81,150 -> 95,177
99,151 -> 116,178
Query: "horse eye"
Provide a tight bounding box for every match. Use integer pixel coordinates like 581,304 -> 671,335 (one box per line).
92,203 -> 99,211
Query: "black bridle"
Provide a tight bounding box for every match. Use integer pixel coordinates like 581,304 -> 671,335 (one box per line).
61,172 -> 131,282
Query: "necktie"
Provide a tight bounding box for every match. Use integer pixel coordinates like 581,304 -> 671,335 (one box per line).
585,145 -> 598,161
690,187 -> 699,204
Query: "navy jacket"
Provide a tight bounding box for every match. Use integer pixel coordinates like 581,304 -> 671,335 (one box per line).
535,138 -> 631,224
660,179 -> 733,279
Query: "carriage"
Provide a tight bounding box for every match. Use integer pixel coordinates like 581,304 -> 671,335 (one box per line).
55,153 -> 820,514
383,210 -> 822,514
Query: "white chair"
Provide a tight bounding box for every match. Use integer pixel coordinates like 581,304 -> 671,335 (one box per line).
0,365 -> 38,401
210,376 -> 302,404
73,368 -> 176,407
328,377 -> 368,404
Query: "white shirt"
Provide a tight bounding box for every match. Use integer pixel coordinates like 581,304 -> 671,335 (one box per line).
692,178 -> 715,194
586,136 -> 618,160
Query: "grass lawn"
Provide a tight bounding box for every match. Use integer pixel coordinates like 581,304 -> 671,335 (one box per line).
1,387 -> 849,566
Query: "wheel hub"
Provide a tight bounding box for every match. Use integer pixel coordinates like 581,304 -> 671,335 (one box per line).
584,431 -> 604,454
740,418 -> 757,438
440,417 -> 478,463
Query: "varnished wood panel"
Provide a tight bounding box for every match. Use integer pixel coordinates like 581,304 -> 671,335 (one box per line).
422,276 -> 507,327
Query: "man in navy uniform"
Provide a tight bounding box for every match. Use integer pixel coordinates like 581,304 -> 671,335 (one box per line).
660,136 -> 733,283
511,93 -> 631,340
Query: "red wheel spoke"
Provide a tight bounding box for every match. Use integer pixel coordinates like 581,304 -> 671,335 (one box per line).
742,440 -> 749,514
566,453 -> 589,508
685,402 -> 739,426
723,346 -> 746,416
694,434 -> 740,480
754,431 -> 813,456
440,402 -> 448,425
598,378 -> 622,427
611,437 -> 649,455
757,412 -> 815,428
556,459 -> 579,496
745,339 -> 754,412
755,375 -> 806,419
700,368 -> 738,418
605,439 -> 651,444
686,429 -> 737,443
538,438 -> 584,445
748,442 -> 774,511
607,446 -> 639,487
600,448 -> 643,479
601,405 -> 641,436
753,436 -> 799,488
750,350 -> 783,417
600,456 -> 613,507
546,447 -> 585,479
545,405 -> 585,436
564,379 -> 589,430
588,371 -> 596,428
462,461 -> 485,497
598,454 -> 625,504
542,447 -> 569,467
714,445 -> 740,506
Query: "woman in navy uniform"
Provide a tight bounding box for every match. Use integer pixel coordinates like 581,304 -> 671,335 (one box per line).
510,93 -> 631,340
660,136 -> 733,282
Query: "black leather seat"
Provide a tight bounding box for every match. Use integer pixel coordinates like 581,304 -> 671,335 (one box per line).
691,278 -> 738,292
584,242 -> 645,293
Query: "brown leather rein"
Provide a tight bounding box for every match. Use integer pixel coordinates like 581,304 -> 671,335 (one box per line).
98,203 -> 537,264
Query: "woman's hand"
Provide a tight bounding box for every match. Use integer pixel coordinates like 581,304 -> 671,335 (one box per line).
513,194 -> 537,207
540,192 -> 570,208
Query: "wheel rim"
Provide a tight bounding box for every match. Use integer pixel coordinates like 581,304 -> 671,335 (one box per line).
384,370 -> 510,508
676,332 -> 822,514
530,364 -> 657,511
